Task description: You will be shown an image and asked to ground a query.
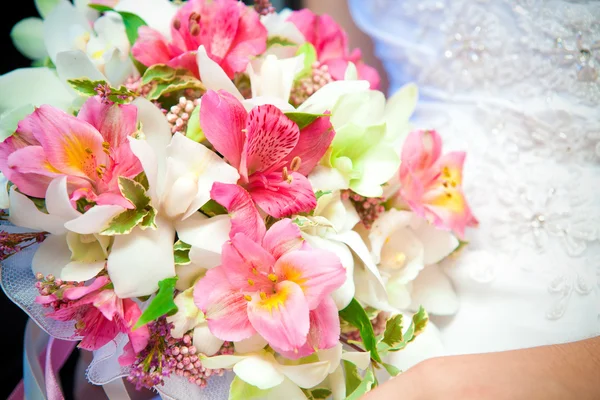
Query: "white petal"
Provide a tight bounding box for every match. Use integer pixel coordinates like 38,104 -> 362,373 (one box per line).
43,1 -> 90,63
409,265 -> 458,316
384,320 -> 444,371
341,351 -> 371,370
242,96 -> 296,113
344,62 -> 358,81
279,360 -> 331,389
384,83 -> 418,141
104,48 -> 135,86
167,288 -> 203,338
234,334 -> 268,354
55,50 -> 106,90
45,177 -> 80,221
8,188 -> 66,235
0,68 -> 73,113
314,192 -> 359,233
298,80 -> 370,115
354,265 -> 396,313
308,166 -> 349,193
107,216 -> 176,298
193,325 -> 225,356
369,209 -> 413,264
175,213 -> 231,268
134,97 -> 172,199
174,263 -> 206,291
261,13 -> 305,45
11,17 -> 48,60
385,279 -> 412,310
63,205 -> 125,234
200,354 -> 247,370
303,234 -> 354,310
60,260 -> 105,282
197,46 -> 243,100
412,216 -> 459,265
116,0 -> 178,39
35,0 -> 61,18
31,234 -> 70,277
317,342 -> 342,373
331,90 -> 385,128
265,378 -> 308,400
128,137 -> 159,203
249,54 -> 303,101
233,354 -> 285,390
329,366 -> 346,400
380,227 -> 425,284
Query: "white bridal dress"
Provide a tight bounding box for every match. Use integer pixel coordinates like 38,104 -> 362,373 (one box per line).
349,0 -> 600,356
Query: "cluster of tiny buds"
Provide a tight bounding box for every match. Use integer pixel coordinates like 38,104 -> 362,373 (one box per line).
169,335 -> 234,387
34,273 -> 82,309
125,76 -> 151,98
290,62 -> 333,106
342,191 -> 386,229
166,96 -> 201,135
95,83 -> 128,105
254,0 -> 275,15
0,231 -> 46,261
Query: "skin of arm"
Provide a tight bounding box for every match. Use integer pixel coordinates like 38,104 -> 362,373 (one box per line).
302,0 -> 389,93
363,336 -> 600,399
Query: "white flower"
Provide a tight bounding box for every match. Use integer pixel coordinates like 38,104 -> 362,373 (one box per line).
366,209 -> 459,314
109,98 -> 238,298
8,176 -> 125,282
260,9 -> 305,59
0,172 -> 10,209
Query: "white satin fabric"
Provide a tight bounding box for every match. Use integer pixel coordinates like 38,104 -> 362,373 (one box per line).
349,0 -> 600,357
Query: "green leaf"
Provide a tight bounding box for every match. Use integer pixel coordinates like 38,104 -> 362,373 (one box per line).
134,277 -> 178,329
303,388 -> 332,400
186,105 -> 204,142
200,200 -> 227,217
146,76 -> 205,101
101,208 -> 148,235
174,241 -> 191,265
295,42 -> 317,79
228,376 -> 270,400
343,360 -> 362,395
133,172 -> 150,191
345,366 -> 375,400
31,56 -> 55,68
339,299 -> 382,363
284,112 -> 327,130
382,362 -> 401,377
35,0 -> 60,17
89,4 -> 147,45
410,306 -> 429,342
267,36 -> 298,48
381,314 -> 403,348
140,206 -> 157,230
141,64 -> 179,85
315,190 -> 332,201
67,78 -> 136,104
118,176 -> 151,209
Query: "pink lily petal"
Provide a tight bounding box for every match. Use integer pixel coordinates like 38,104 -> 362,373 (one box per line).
222,233 -> 275,292
0,125 -> 39,180
242,105 -> 299,177
247,171 -> 317,218
207,0 -> 240,65
132,26 -> 173,67
400,130 -> 443,181
102,143 -> 144,193
27,105 -> 108,179
247,280 -> 309,353
63,275 -> 111,301
211,182 -> 266,243
167,51 -> 200,79
201,90 -> 248,171
194,267 -> 256,342
77,97 -> 138,148
276,114 -> 334,176
262,219 -> 304,260
123,299 -> 149,353
118,341 -> 138,366
274,249 -> 345,310
356,62 -> 381,90
77,309 -> 121,350
6,146 -> 61,198
93,289 -> 121,321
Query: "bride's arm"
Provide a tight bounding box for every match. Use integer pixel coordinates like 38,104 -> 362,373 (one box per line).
301,0 -> 389,92
364,336 -> 600,399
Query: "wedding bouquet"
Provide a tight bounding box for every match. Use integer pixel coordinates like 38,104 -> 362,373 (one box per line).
0,0 -> 477,399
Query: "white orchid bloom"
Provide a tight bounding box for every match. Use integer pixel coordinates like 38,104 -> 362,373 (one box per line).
260,8 -> 305,59
110,98 -> 239,298
8,176 -> 125,282
115,0 -> 179,39
367,209 -> 459,315
167,288 -> 225,356
299,192 -> 388,311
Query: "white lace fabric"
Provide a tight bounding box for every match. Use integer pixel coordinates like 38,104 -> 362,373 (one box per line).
349,0 -> 600,355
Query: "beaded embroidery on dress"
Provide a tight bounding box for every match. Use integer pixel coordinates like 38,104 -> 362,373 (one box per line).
349,0 -> 600,355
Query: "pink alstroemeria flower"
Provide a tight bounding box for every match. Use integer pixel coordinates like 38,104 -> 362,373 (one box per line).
201,90 -> 334,242
194,219 -> 345,358
287,9 -> 380,89
40,275 -> 149,363
132,0 -> 267,79
0,97 -> 143,209
398,130 -> 478,239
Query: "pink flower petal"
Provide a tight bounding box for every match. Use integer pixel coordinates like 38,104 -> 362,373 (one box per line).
222,232 -> 275,291
194,267 -> 255,342
247,171 -> 317,218
242,105 -> 299,177
356,62 -> 381,90
262,219 -> 304,260
63,275 -> 111,301
201,90 -> 248,171
132,26 -> 173,67
77,97 -> 138,148
6,146 -> 61,198
211,182 -> 265,243
207,0 -> 240,65
275,114 -> 334,176
247,280 -> 309,352
123,299 -> 149,353
274,249 -> 345,310
167,51 -> 200,79
77,309 -> 121,350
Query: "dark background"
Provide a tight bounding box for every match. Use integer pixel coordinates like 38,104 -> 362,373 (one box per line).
0,1 -> 299,399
